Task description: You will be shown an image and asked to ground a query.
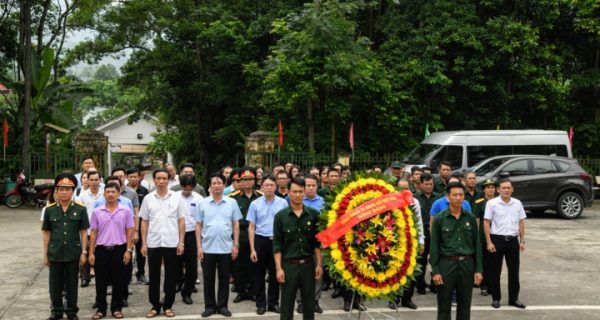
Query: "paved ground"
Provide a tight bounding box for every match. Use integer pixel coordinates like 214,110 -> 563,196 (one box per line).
1,203 -> 600,320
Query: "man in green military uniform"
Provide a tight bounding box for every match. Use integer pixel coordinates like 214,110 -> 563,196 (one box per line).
472,178 -> 497,296
434,161 -> 452,195
414,173 -> 441,294
229,167 -> 263,303
463,171 -> 483,208
430,182 -> 483,320
42,173 -> 89,320
274,177 -> 323,320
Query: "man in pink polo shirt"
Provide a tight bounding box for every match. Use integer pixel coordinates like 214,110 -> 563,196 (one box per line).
88,182 -> 135,319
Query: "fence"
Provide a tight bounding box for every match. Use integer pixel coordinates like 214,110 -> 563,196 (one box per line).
239,151 -> 405,171
0,152 -> 105,179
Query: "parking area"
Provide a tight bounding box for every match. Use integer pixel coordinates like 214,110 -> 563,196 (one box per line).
0,203 -> 599,320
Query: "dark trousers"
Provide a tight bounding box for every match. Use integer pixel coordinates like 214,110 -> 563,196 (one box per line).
489,235 -> 520,302
148,247 -> 177,312
436,258 -> 474,320
135,222 -> 146,278
281,260 -> 315,320
416,227 -> 430,290
79,235 -> 91,281
202,253 -> 231,311
234,228 -> 255,296
49,260 -> 79,317
95,245 -> 127,314
481,237 -> 492,290
177,231 -> 198,297
254,235 -> 279,308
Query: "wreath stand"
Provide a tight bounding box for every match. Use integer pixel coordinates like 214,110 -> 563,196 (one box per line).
346,292 -> 401,320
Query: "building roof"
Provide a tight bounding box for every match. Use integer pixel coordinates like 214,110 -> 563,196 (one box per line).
95,111 -> 160,132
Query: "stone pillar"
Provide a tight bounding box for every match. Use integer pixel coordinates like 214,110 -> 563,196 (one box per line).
245,131 -> 276,168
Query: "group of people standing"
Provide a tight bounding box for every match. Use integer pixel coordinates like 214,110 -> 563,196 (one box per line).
41,158 -> 527,320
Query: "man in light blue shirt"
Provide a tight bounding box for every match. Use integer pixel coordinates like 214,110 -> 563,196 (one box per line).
196,173 -> 241,318
247,175 -> 289,315
303,175 -> 325,212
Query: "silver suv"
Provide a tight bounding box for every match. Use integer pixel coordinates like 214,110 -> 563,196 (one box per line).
471,155 -> 594,219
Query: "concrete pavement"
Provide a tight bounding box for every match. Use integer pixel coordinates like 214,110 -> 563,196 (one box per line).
1,203 -> 600,319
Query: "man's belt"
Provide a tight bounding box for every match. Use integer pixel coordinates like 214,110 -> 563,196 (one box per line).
286,256 -> 313,264
491,234 -> 518,241
256,235 -> 274,240
443,255 -> 470,261
97,244 -> 126,251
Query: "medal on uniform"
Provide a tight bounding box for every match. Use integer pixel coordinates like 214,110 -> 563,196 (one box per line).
465,222 -> 469,226
307,221 -> 311,225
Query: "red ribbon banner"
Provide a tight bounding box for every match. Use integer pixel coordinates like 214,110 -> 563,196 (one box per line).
316,190 -> 413,247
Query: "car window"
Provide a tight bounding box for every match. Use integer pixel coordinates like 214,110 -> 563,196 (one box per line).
430,145 -> 463,171
501,160 -> 529,177
467,146 -> 513,167
555,160 -> 571,172
532,159 -> 559,174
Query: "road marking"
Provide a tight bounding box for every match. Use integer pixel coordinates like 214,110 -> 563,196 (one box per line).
118,305 -> 600,319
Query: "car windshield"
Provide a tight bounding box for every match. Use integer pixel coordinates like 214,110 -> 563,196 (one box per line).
471,158 -> 513,176
403,143 -> 442,163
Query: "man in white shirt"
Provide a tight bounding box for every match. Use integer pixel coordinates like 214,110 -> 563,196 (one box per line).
76,170 -> 104,288
140,169 -> 187,318
484,178 -> 527,309
176,174 -> 204,305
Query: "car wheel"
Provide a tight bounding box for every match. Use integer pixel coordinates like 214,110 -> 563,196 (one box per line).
556,192 -> 584,219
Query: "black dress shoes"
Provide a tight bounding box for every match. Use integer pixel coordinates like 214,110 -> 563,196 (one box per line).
67,315 -> 79,320
47,315 -> 62,320
509,300 -> 526,309
137,275 -> 149,285
314,302 -> 323,313
182,296 -> 193,305
192,286 -> 198,293
80,279 -> 90,288
201,308 -> 216,317
401,300 -> 418,310
233,294 -> 244,303
492,300 -> 501,308
268,305 -> 281,314
218,307 -> 232,317
343,301 -> 351,312
296,304 -> 303,313
331,288 -> 343,298
256,307 -> 266,315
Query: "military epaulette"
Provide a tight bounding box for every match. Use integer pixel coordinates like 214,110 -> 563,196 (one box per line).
45,201 -> 58,208
228,190 -> 241,197
255,190 -> 264,196
72,199 -> 86,207
475,198 -> 485,204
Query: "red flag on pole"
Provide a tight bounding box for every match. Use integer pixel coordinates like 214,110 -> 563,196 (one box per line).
278,120 -> 284,146
568,127 -> 574,146
349,123 -> 354,150
3,118 -> 8,147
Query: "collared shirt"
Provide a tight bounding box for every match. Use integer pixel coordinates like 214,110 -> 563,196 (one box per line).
76,187 -> 104,235
273,206 -> 320,260
128,184 -> 149,206
121,186 -> 140,209
303,194 -> 325,211
465,187 -> 484,208
196,196 -> 242,254
414,191 -> 440,225
247,195 -> 289,237
412,199 -> 425,245
90,204 -> 134,246
430,208 -> 483,275
94,196 -> 134,213
139,190 -> 188,248
484,196 -> 526,236
229,189 -> 262,229
430,197 -> 472,217
177,190 -> 204,232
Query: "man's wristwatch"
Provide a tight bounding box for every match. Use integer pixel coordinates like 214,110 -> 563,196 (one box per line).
82,250 -> 88,255
234,243 -> 240,247
127,248 -> 134,253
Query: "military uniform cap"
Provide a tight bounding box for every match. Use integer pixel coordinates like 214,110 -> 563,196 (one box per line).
240,170 -> 255,179
55,173 -> 78,189
482,178 -> 497,187
391,161 -> 402,168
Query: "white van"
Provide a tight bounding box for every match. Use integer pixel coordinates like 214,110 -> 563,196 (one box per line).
403,130 -> 572,173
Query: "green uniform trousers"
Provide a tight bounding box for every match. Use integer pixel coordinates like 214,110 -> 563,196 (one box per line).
436,258 -> 474,320
234,228 -> 255,295
280,260 -> 315,320
49,261 -> 80,317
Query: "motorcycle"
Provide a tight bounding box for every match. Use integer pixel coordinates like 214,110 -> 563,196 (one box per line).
4,170 -> 54,208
